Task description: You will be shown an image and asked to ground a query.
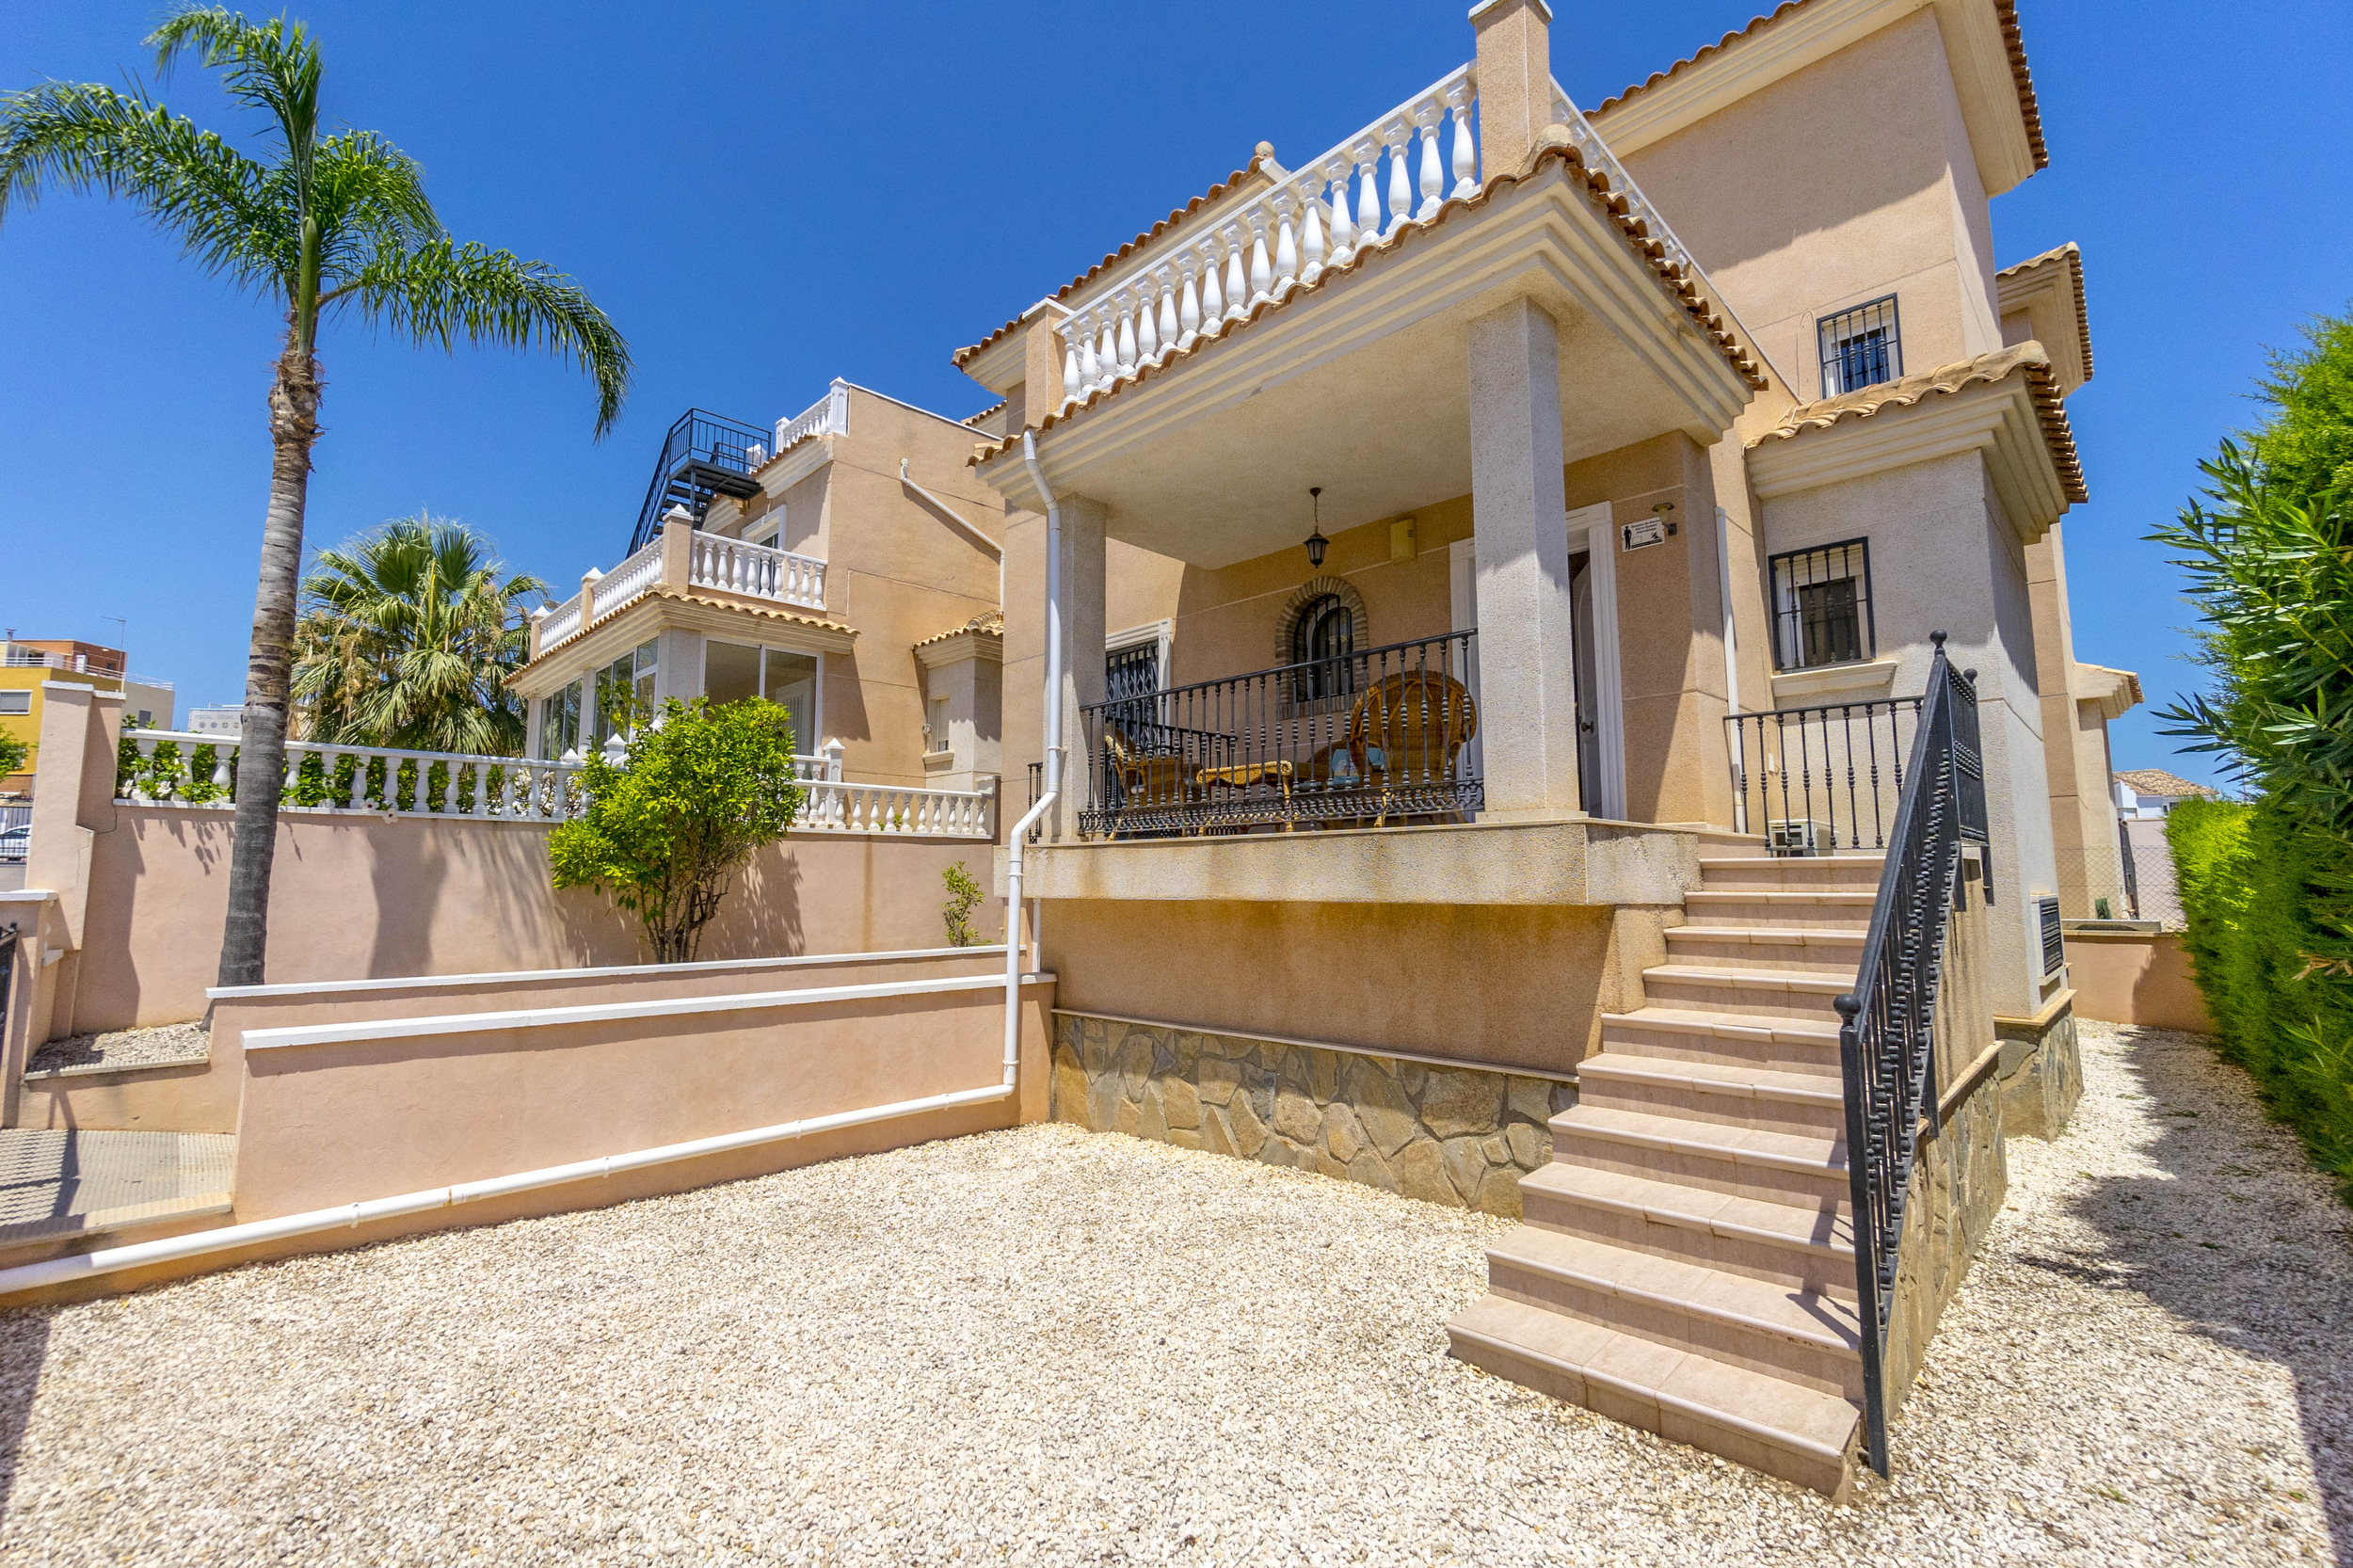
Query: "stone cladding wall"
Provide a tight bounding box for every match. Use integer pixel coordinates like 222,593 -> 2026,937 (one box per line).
1050,1013 -> 1575,1218
1995,1001 -> 2083,1139
1881,1070 -> 2008,1415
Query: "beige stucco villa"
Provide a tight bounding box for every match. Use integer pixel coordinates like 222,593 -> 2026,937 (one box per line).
511,379 -> 1012,795
950,0 -> 2137,1496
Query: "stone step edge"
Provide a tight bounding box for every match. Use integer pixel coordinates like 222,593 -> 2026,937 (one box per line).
1485,1232 -> 1863,1356
1448,1304 -> 1858,1468
0,1192 -> 234,1262
1577,1054 -> 1847,1108
1552,1111 -> 1848,1178
1664,926 -> 1868,946
1642,966 -> 1856,995
1523,1163 -> 1855,1262
1698,856 -> 1886,869
1685,889 -> 1877,904
1601,1009 -> 1841,1047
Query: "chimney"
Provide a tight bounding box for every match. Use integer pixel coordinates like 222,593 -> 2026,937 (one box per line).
1470,0 -> 1553,178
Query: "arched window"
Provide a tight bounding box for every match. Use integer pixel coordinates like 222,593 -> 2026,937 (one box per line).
1291,593 -> 1354,701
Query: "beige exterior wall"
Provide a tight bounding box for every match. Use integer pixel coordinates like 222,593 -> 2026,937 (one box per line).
2067,931 -> 2216,1034
1605,8 -> 2002,402
2026,524 -> 2133,917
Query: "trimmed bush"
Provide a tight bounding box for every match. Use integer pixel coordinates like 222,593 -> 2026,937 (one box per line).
2169,798 -> 2353,1196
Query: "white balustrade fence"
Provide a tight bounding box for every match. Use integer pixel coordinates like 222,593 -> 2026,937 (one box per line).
116,730 -> 589,823
1547,81 -> 1719,326
596,537 -> 667,622
775,379 -> 851,454
1059,63 -> 1478,405
690,533 -> 827,610
795,777 -> 995,839
538,592 -> 586,651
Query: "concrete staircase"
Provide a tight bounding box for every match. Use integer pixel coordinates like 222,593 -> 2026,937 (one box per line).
1448,853 -> 1883,1498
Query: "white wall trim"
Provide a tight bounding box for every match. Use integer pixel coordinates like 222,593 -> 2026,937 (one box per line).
1567,502 -> 1627,820
208,944 -> 1007,1002
241,971 -> 1024,1054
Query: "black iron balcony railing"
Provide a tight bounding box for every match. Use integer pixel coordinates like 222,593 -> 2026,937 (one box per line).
627,408 -> 773,552
1079,631 -> 1481,838
1833,632 -> 1992,1479
1725,694 -> 1926,854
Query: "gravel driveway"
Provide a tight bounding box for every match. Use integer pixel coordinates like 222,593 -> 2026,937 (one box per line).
0,1021 -> 2344,1565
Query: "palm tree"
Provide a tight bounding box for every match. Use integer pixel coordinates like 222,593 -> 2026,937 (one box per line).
292,514 -> 547,756
0,8 -> 631,986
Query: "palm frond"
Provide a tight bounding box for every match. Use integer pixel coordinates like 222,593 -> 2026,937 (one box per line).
329,236 -> 631,436
309,129 -> 440,280
0,80 -> 292,286
149,7 -> 320,175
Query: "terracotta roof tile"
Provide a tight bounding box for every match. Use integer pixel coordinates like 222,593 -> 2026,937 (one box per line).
1745,340 -> 2087,503
969,136 -> 1768,466
1996,240 -> 2091,381
1594,0 -> 2049,174
952,150 -> 1278,370
516,585 -> 856,681
2114,769 -> 2216,800
961,399 -> 1007,429
912,609 -> 1004,651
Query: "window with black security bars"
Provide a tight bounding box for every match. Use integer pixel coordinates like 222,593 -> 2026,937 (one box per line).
1770,539 -> 1875,671
1818,296 -> 1902,396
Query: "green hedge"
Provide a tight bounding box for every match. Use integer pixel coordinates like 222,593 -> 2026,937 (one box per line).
2168,798 -> 2353,1196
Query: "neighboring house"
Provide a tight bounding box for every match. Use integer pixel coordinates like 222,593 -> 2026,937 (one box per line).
2,639 -> 131,792
184,705 -> 246,739
511,381 -> 1009,795
2114,768 -> 2217,819
952,0 -> 2119,1495
121,677 -> 175,732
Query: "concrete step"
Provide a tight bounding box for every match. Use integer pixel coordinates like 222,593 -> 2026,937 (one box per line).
1518,1162 -> 1857,1301
1640,964 -> 1854,1022
1662,925 -> 1866,977
1695,856 -> 1886,894
1551,1105 -> 1851,1213
1576,1052 -> 1849,1139
1598,1007 -> 1843,1078
1481,1225 -> 1865,1400
1447,1293 -> 1861,1499
0,1128 -> 236,1272
1682,888 -> 1876,931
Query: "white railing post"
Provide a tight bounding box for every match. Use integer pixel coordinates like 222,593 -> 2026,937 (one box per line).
1447,80 -> 1479,196
1414,99 -> 1446,218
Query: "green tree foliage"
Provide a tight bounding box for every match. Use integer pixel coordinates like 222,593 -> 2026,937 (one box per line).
291,513 -> 546,754
942,861 -> 987,948
0,8 -> 631,987
0,731 -> 27,780
2169,800 -> 2353,1196
2250,309 -> 2353,499
549,698 -> 804,965
2152,307 -> 2353,1200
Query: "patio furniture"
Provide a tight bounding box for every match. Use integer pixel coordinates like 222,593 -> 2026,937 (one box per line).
1102,728 -> 1203,837
1348,670 -> 1480,825
1196,758 -> 1296,831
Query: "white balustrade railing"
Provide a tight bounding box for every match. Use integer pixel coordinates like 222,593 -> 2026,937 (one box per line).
690,533 -> 827,611
596,536 -> 667,622
1059,63 -> 1479,406
115,729 -> 589,823
538,590 -> 586,651
795,777 -> 995,839
775,379 -> 851,454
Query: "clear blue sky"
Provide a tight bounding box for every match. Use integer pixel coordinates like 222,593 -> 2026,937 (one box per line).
3,1 -> 2346,786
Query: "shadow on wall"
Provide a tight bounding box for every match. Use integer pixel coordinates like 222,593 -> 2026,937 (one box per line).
2036,1026 -> 2352,1560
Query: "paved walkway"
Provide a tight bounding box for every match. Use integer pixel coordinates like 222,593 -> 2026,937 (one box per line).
0,1023 -> 2343,1565
0,1129 -> 235,1250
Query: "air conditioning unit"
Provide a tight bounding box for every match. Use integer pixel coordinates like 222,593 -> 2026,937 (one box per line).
1768,819 -> 1833,856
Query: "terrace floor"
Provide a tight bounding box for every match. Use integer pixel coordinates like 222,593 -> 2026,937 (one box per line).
0,1023 -> 2344,1565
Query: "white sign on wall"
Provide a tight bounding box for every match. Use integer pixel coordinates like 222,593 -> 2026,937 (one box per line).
1620,516 -> 1667,552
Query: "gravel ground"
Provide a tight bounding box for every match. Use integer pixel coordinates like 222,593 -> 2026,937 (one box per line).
0,1020 -> 2344,1566
24,1023 -> 208,1076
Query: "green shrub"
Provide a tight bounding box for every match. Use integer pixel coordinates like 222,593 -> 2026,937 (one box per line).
2169,798 -> 2353,1196
942,861 -> 986,948
549,697 -> 804,963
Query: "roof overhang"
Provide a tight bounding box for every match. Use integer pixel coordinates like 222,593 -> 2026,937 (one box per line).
2074,662 -> 2140,723
1591,0 -> 2046,198
512,589 -> 856,698
1745,344 -> 2082,543
977,148 -> 1762,567
1996,243 -> 2091,393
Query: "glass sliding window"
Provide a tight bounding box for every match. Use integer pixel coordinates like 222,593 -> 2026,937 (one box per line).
540,680 -> 581,759
704,640 -> 760,706
632,638 -> 658,714
1769,540 -> 1875,671
763,649 -> 819,753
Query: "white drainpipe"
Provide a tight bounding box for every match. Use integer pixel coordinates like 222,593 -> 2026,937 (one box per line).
1005,431 -> 1064,1080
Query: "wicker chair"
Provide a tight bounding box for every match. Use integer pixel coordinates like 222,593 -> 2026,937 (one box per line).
1346,670 -> 1480,825
1101,728 -> 1202,836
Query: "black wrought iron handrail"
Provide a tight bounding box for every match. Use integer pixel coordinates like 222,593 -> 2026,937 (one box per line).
1833,632 -> 1992,1478
1078,630 -> 1481,837
1725,694 -> 1923,853
628,408 -> 773,552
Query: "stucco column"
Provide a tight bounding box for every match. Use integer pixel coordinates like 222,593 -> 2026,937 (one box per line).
661,513 -> 695,591
1050,493 -> 1108,842
1468,296 -> 1581,821
1471,0 -> 1553,177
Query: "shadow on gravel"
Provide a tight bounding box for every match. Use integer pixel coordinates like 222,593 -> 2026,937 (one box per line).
2026,1026 -> 2352,1560
0,1309 -> 50,1517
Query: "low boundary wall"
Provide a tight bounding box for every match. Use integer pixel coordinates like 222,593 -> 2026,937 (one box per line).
2064,928 -> 2214,1033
